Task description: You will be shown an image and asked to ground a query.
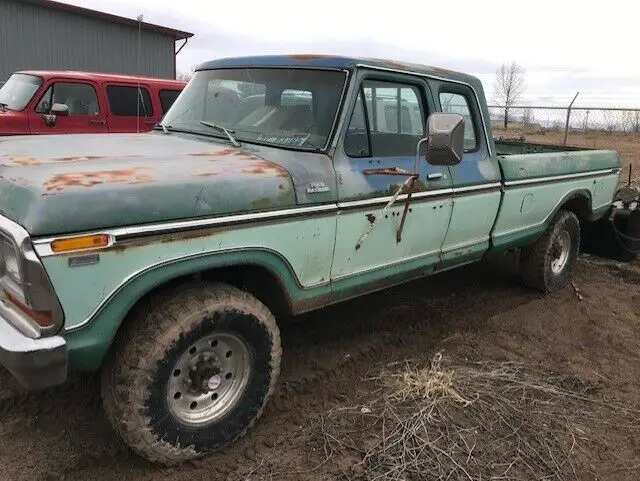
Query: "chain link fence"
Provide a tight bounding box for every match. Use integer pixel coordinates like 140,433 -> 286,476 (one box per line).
488,105 -> 640,186
488,105 -> 640,138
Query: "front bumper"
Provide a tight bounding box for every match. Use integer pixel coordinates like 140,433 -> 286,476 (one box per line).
0,299 -> 67,390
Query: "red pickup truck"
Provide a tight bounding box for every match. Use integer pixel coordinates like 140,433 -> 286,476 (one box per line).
0,70 -> 186,135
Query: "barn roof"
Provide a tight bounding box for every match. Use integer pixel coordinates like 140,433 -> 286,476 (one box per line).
17,0 -> 194,40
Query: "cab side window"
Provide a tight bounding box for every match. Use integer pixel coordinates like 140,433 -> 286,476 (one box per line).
159,89 -> 182,114
345,80 -> 425,158
106,85 -> 154,117
35,82 -> 100,115
439,91 -> 478,152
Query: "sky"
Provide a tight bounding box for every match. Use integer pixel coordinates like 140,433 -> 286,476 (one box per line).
63,0 -> 640,108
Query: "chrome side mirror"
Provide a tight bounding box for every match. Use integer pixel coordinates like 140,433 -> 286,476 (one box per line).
424,112 -> 465,166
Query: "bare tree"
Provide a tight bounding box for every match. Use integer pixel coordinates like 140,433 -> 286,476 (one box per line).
176,65 -> 196,81
494,62 -> 526,129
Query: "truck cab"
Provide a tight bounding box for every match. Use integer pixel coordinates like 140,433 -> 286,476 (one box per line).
0,70 -> 186,135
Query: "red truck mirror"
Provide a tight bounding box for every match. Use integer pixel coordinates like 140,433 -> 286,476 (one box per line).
425,112 -> 465,166
50,103 -> 69,117
43,103 -> 69,127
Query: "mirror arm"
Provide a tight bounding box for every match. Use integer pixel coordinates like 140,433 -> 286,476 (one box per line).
414,137 -> 429,173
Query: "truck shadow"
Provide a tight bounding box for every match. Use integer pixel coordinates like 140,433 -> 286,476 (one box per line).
0,251 -> 542,478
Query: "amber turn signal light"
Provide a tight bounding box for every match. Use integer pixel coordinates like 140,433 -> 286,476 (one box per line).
50,234 -> 110,253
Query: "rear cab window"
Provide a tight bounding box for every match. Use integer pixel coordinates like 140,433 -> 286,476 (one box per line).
106,85 -> 154,117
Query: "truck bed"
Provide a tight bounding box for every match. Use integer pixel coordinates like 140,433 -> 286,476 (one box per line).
494,139 -> 620,182
494,138 -> 588,156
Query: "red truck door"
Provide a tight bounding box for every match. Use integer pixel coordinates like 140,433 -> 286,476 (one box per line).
104,83 -> 157,133
28,79 -> 107,134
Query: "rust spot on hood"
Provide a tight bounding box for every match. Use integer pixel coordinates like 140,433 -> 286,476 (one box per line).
5,156 -> 42,166
43,168 -> 152,193
189,152 -> 224,157
241,160 -> 289,177
233,150 -> 262,161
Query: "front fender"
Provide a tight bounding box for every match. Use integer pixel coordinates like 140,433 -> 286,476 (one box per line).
63,248 -> 330,371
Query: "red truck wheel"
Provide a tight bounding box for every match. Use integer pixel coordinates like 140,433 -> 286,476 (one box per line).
520,209 -> 581,293
100,281 -> 282,466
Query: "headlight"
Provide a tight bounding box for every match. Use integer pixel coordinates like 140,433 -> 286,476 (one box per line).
1,238 -> 21,284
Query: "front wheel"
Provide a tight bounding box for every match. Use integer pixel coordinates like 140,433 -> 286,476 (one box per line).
520,209 -> 581,293
101,282 -> 282,466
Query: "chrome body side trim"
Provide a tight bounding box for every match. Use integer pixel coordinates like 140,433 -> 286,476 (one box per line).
503,168 -> 620,187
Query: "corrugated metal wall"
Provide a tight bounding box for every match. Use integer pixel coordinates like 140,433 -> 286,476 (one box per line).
0,0 -> 176,82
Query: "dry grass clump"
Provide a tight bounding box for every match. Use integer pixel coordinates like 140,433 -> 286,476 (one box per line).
308,352 -> 640,481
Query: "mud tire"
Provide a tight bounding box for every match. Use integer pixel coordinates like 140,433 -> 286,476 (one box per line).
520,209 -> 580,293
100,281 -> 281,466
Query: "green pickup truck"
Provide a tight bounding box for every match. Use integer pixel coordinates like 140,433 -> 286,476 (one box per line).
0,55 -> 624,465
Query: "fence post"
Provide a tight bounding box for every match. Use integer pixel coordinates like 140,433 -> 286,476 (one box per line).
563,92 -> 580,146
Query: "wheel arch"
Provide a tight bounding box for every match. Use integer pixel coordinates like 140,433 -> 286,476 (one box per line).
553,189 -> 593,221
64,248 -> 325,371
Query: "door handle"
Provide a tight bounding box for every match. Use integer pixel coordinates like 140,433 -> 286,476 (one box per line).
89,118 -> 106,125
427,172 -> 443,181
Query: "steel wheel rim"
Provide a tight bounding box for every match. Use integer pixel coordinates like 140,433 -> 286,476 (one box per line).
166,332 -> 251,425
551,230 -> 571,274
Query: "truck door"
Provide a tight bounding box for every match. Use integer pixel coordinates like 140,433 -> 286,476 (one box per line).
104,83 -> 157,133
330,71 -> 454,292
433,83 -> 503,269
28,80 -> 107,134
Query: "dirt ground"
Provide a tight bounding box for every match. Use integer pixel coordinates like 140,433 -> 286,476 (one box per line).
0,253 -> 638,481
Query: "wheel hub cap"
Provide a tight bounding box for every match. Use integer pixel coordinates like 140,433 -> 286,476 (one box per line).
550,230 -> 571,274
166,332 -> 251,425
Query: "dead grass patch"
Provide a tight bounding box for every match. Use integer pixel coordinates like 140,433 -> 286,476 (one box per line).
295,352 -> 640,481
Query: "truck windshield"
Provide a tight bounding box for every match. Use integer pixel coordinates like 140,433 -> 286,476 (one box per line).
0,74 -> 43,111
162,68 -> 346,150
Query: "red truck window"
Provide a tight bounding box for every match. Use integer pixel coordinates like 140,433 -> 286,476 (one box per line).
106,85 -> 154,117
35,82 -> 100,115
159,89 -> 181,114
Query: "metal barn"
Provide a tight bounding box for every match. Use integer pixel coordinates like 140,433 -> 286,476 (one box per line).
0,0 -> 193,83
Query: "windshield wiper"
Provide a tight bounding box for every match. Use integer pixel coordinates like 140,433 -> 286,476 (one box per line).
0,102 -> 10,112
199,121 -> 241,147
154,122 -> 169,134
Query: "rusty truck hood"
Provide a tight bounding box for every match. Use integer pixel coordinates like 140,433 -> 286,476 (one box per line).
0,132 -> 297,236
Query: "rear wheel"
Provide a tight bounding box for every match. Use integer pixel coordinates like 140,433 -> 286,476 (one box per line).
520,209 -> 580,293
101,281 -> 281,466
